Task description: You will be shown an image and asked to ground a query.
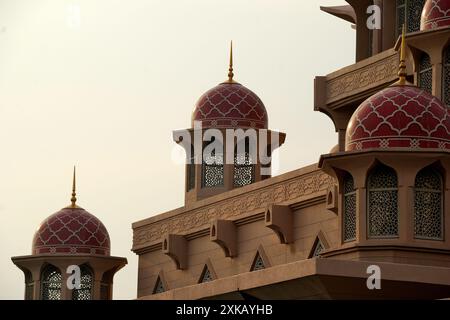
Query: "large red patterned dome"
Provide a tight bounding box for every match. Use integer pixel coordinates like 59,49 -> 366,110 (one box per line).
192,82 -> 268,129
421,0 -> 450,30
346,85 -> 450,151
32,206 -> 110,256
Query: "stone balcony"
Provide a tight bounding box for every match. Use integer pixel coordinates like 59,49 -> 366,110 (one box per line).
314,48 -> 399,112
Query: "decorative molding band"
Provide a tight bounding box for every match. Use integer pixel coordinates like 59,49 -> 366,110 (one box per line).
326,51 -> 399,105
133,169 -> 335,252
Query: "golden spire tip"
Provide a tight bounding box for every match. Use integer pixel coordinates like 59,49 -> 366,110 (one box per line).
70,166 -> 77,208
227,40 -> 234,83
394,24 -> 408,86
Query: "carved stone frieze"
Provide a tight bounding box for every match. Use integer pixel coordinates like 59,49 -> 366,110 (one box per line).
132,170 -> 335,251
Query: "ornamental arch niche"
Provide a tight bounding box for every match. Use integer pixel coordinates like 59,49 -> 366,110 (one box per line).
414,163 -> 445,241
366,163 -> 399,239
40,264 -> 62,300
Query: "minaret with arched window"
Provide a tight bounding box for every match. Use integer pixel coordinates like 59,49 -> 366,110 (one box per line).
401,0 -> 450,105
11,168 -> 127,300
320,26 -> 450,257
173,43 -> 286,205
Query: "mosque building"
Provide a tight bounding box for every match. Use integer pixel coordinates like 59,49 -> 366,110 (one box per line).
12,0 -> 450,299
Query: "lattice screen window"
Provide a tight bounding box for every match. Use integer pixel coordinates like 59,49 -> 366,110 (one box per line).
396,0 -> 406,37
414,167 -> 443,240
251,252 -> 265,271
367,165 -> 399,238
343,173 -> 357,242
199,265 -> 213,283
72,265 -> 93,300
312,239 -> 324,257
41,265 -> 62,300
407,0 -> 425,32
234,151 -> 254,187
443,47 -> 450,106
153,276 -> 165,294
202,140 -> 224,188
419,53 -> 433,94
396,0 -> 425,36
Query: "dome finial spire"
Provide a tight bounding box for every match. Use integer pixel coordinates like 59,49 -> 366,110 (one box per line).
70,166 -> 77,208
394,24 -> 408,86
227,40 -> 234,83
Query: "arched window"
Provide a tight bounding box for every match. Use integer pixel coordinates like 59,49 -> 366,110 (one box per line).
202,138 -> 224,188
41,265 -> 62,300
72,265 -> 93,300
343,173 -> 356,242
443,47 -> 450,106
414,167 -> 443,240
396,0 -> 426,36
234,138 -> 255,187
367,165 -> 399,238
418,52 -> 432,94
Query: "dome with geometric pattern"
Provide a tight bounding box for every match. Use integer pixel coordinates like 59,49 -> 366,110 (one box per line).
32,206 -> 110,256
346,84 -> 450,151
421,0 -> 450,31
192,81 -> 268,129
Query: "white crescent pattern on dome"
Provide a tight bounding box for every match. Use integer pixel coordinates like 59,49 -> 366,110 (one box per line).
347,87 -> 450,142
36,210 -> 110,247
196,87 -> 267,120
423,0 -> 450,25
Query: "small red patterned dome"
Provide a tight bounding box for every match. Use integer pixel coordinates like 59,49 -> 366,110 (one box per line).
346,85 -> 450,151
32,206 -> 110,256
421,0 -> 450,30
192,82 -> 268,129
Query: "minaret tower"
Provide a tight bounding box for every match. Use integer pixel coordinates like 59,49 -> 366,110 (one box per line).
11,168 -> 127,300
319,25 -> 450,258
173,43 -> 286,205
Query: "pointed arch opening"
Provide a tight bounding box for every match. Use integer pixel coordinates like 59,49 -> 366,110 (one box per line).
414,165 -> 444,240
367,163 -> 399,238
311,238 -> 324,258
40,264 -> 62,300
418,52 -> 432,94
72,264 -> 93,300
343,171 -> 357,242
202,137 -> 224,188
198,260 -> 216,284
308,231 -> 330,258
396,0 -> 426,36
250,246 -> 270,272
234,137 -> 255,187
153,271 -> 168,295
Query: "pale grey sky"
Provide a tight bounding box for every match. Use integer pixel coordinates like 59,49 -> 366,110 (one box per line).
0,0 -> 355,299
